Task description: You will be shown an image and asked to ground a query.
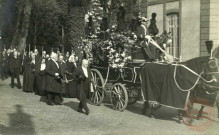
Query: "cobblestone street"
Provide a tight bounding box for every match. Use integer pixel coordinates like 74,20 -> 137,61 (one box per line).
0,77 -> 219,135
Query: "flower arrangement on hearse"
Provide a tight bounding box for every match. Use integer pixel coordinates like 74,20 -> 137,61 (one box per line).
82,27 -> 174,70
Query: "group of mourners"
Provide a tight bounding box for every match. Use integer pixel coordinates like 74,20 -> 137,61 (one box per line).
0,48 -> 92,115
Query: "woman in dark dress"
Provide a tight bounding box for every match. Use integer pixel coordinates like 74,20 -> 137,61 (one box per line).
23,53 -> 35,92
65,55 -> 77,98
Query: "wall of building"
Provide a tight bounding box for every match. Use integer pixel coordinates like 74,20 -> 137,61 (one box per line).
181,0 -> 201,60
200,0 -> 219,56
137,0 -> 219,60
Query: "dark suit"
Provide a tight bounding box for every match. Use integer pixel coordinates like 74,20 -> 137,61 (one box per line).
75,66 -> 92,114
65,62 -> 77,97
58,60 -> 67,96
45,59 -> 62,105
0,53 -> 7,80
10,56 -> 22,88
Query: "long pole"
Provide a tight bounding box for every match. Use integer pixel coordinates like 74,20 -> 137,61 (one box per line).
29,44 -> 30,52
29,44 -> 30,57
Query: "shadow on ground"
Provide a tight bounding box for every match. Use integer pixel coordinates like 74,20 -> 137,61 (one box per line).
0,105 -> 36,135
64,101 -> 79,112
126,102 -> 181,123
39,96 -> 47,104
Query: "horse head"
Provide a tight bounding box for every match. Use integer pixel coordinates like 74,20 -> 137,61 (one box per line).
186,45 -> 219,93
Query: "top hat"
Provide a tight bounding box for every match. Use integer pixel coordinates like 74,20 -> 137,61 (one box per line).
205,40 -> 213,54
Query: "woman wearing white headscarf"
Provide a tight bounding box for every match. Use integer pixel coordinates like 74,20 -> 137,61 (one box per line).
23,53 -> 35,92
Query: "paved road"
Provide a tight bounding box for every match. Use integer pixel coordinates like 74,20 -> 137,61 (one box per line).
0,77 -> 219,135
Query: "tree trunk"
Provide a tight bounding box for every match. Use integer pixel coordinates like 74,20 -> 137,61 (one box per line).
10,3 -> 23,49
10,0 -> 33,52
61,26 -> 64,54
67,0 -> 90,59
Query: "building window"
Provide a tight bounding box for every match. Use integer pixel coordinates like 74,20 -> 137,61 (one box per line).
166,13 -> 180,58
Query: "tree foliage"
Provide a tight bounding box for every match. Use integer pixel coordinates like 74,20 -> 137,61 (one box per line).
1,0 -> 129,53
1,0 -> 18,49
27,0 -> 68,53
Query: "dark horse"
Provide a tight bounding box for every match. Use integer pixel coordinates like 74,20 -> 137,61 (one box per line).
141,48 -> 219,125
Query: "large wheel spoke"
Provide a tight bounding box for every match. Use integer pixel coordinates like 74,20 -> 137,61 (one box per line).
116,101 -> 119,109
118,86 -> 121,94
95,91 -> 99,103
121,98 -> 125,103
114,87 -> 119,94
94,73 -> 97,82
92,83 -> 97,90
97,91 -> 101,99
112,90 -> 117,95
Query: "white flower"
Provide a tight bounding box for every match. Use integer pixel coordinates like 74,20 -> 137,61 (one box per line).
110,48 -> 115,53
120,62 -> 125,67
115,58 -> 120,63
109,41 -> 112,46
112,64 -> 117,68
115,53 -> 119,57
133,34 -> 137,40
127,56 -> 132,60
121,52 -> 126,57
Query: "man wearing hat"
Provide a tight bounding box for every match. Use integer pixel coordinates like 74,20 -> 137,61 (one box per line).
133,17 -> 154,61
44,52 -> 62,105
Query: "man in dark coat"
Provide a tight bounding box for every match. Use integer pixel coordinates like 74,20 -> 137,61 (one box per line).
0,50 -> 7,80
75,59 -> 92,115
10,51 -> 22,89
57,55 -> 66,101
34,49 -> 40,62
45,52 -> 62,105
7,49 -> 12,77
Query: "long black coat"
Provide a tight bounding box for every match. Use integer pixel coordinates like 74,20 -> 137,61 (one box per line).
35,57 -> 46,95
65,62 -> 77,97
23,60 -> 35,92
75,67 -> 92,101
10,56 -> 22,74
45,59 -> 61,94
58,60 -> 67,94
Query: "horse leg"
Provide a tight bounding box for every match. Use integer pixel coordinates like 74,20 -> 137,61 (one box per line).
186,100 -> 194,125
142,101 -> 155,118
142,101 -> 149,115
217,97 -> 219,118
178,110 -> 183,124
197,105 -> 205,120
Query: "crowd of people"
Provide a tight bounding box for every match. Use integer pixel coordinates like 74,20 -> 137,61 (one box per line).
0,48 -> 92,115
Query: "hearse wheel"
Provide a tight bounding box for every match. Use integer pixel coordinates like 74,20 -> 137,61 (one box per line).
90,69 -> 105,106
110,83 -> 128,111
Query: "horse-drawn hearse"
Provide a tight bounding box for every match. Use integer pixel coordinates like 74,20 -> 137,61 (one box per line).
87,32 -> 219,125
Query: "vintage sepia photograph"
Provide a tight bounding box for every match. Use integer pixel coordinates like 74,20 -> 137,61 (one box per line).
0,0 -> 219,134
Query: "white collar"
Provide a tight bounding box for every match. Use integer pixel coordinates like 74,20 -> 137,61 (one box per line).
82,66 -> 88,77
